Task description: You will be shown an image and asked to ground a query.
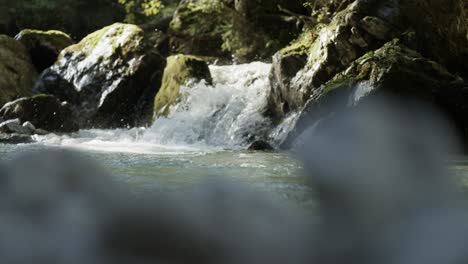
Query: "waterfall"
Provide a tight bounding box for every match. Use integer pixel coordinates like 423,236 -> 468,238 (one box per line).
142,62 -> 273,147
34,62 -> 275,152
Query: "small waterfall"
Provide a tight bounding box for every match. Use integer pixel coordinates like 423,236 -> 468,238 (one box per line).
34,62 -> 275,152
141,62 -> 273,148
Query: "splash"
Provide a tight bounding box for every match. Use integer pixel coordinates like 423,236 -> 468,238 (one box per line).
142,62 -> 273,148
34,62 -> 274,153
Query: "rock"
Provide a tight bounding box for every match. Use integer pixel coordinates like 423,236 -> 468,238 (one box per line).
267,0 -> 468,121
248,140 -> 274,151
34,128 -> 49,135
154,55 -> 212,117
34,23 -> 166,129
0,133 -> 33,144
267,31 -> 315,121
22,121 -> 36,134
0,35 -> 36,107
15,29 -> 74,72
0,119 -> 30,134
0,94 -> 79,133
359,16 -> 392,40
280,40 -> 468,149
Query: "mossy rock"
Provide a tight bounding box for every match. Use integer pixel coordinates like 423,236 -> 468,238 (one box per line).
281,40 -> 467,149
0,35 -> 36,107
34,23 -> 166,129
154,54 -> 212,117
0,94 -> 79,133
15,29 -> 74,72
268,0 -> 467,122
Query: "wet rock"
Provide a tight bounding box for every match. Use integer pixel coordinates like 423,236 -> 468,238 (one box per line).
34,128 -> 49,135
22,121 -> 36,134
0,133 -> 33,144
0,94 -> 79,133
154,54 -> 212,117
248,140 -> 274,151
281,40 -> 468,149
15,29 -> 74,72
35,23 -> 166,129
0,35 -> 36,107
0,119 -> 30,134
267,0 -> 468,121
266,32 -> 313,121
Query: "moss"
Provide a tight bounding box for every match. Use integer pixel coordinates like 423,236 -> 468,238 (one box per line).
279,28 -> 319,57
0,35 -> 36,106
154,54 -> 211,117
16,29 -> 73,52
63,23 -> 144,57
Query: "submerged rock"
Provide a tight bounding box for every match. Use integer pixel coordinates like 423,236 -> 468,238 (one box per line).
154,54 -> 212,117
281,40 -> 468,149
35,23 -> 166,129
0,94 -> 79,133
0,35 -> 36,107
15,29 -> 74,72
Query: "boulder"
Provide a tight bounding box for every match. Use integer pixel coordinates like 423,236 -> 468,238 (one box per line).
267,0 -> 468,121
154,54 -> 212,117
0,35 -> 36,107
0,94 -> 79,133
34,23 -> 166,129
15,29 -> 74,72
281,40 -> 468,149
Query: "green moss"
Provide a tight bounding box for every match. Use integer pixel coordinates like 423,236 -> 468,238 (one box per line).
16,29 -> 73,51
64,23 -> 143,57
154,54 -> 211,117
279,28 -> 318,57
0,35 -> 36,106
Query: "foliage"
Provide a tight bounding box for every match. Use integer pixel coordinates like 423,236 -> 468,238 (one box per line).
117,0 -> 163,23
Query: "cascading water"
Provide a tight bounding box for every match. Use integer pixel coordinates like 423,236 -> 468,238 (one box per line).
142,62 -> 273,147
34,62 -> 276,153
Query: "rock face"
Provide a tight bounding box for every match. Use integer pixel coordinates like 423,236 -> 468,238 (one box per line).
35,23 -> 166,129
267,0 -> 468,121
15,29 -> 74,72
0,94 -> 79,133
0,35 -> 36,107
154,54 -> 212,117
281,40 -> 468,149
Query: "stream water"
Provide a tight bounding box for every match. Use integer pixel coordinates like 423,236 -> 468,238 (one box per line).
0,62 -> 313,206
2,62 -> 468,208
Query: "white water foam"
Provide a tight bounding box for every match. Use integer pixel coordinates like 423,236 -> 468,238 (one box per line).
142,62 -> 273,148
34,62 -> 274,154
